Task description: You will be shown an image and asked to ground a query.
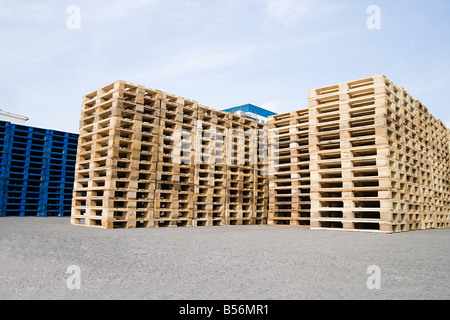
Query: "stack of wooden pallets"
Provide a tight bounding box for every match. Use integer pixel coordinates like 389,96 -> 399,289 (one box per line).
72,75 -> 449,233
154,92 -> 197,227
386,84 -> 450,231
226,113 -> 256,225
193,106 -> 228,226
71,80 -> 268,229
254,126 -> 269,225
307,75 -> 393,232
269,75 -> 450,233
268,109 -> 311,227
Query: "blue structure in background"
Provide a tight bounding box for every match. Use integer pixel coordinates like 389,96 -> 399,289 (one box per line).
0,120 -> 78,217
223,104 -> 277,119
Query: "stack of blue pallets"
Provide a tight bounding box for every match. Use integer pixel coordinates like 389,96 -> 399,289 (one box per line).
0,120 -> 78,217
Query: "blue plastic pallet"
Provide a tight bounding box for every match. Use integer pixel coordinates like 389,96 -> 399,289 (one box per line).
0,120 -> 79,217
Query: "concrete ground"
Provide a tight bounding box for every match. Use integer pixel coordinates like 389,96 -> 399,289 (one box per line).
0,218 -> 448,300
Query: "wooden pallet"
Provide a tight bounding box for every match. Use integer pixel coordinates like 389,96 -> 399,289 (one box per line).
310,75 -> 449,232
72,80 -> 269,229
267,75 -> 450,232
268,107 -> 312,227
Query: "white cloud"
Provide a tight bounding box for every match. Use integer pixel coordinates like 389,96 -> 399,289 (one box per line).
259,0 -> 315,26
264,0 -> 312,24
134,40 -> 267,81
97,0 -> 160,21
0,0 -> 53,22
263,100 -> 282,112
258,0 -> 342,27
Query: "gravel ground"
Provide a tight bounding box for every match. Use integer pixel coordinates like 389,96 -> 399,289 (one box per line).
0,217 -> 449,300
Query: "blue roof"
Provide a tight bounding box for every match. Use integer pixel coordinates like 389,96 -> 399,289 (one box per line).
223,104 -> 277,118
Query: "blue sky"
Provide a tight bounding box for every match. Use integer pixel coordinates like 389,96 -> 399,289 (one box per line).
1,0 -> 449,133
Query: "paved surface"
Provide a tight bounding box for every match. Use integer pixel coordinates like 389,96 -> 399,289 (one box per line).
0,218 -> 449,300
